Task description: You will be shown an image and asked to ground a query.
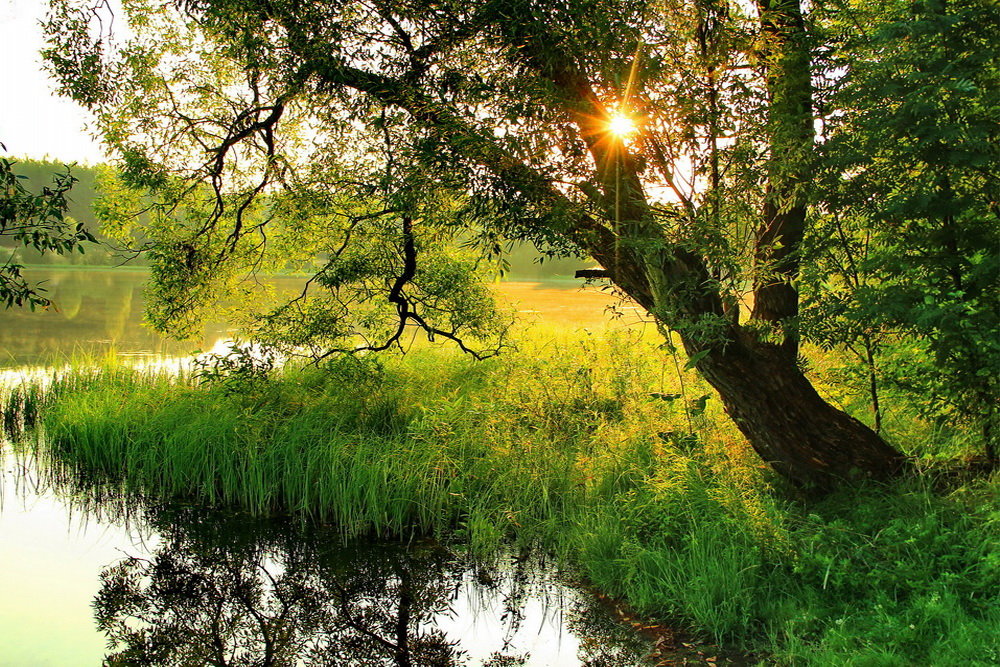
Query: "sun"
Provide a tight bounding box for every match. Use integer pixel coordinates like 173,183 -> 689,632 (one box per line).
607,112 -> 637,138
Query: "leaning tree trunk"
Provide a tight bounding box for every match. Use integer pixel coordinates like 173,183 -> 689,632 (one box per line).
691,335 -> 908,490
499,0 -> 912,491
266,0 -> 911,491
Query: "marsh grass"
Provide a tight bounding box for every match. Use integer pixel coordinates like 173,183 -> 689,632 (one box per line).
6,329 -> 998,663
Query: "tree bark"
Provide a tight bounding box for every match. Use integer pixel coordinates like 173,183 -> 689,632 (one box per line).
691,335 -> 907,490
468,0 -> 911,491
681,0 -> 906,488
750,0 -> 816,358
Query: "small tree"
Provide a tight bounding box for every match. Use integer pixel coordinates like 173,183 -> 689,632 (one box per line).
0,146 -> 94,309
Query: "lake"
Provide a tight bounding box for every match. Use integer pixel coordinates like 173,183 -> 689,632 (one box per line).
0,269 -> 651,369
0,268 -> 659,666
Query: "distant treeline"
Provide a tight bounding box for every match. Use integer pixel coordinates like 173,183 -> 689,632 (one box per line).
3,159 -> 134,268
6,159 -> 586,279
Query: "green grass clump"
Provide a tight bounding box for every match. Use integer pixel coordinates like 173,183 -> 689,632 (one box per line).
22,330 -> 1000,664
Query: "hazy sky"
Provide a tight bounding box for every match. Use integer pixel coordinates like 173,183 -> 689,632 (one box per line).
0,0 -> 106,164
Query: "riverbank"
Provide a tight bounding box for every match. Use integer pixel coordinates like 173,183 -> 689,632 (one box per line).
5,330 -> 998,664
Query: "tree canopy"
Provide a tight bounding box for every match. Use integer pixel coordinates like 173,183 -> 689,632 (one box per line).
43,0 -> 999,487
805,0 -> 999,464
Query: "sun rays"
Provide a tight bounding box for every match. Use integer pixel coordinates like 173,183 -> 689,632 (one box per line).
607,112 -> 637,138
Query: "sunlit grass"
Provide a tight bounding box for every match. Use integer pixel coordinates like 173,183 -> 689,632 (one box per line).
4,330 -> 997,663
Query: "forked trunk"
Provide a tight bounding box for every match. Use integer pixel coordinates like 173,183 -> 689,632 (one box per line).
693,336 -> 908,490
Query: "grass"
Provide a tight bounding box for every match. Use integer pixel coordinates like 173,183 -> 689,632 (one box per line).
3,328 -> 998,664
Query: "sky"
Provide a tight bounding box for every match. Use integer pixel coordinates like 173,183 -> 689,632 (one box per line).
0,0 -> 107,164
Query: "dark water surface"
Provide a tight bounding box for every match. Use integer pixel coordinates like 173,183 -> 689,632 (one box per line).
0,449 -> 651,665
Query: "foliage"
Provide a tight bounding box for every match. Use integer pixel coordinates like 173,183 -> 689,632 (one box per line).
0,150 -> 95,308
772,482 -> 999,665
90,139 -> 515,353
39,0 -> 738,333
804,0 -> 1000,463
191,341 -> 278,395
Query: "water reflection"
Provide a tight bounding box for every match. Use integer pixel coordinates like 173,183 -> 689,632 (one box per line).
0,269 -> 230,367
0,269 -> 656,665
0,269 -> 641,368
96,526 -> 469,665
94,504 -> 649,666
0,449 -> 649,666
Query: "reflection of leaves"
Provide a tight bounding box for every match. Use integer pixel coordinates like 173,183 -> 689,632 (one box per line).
91,500 -> 462,666
96,530 -> 466,666
91,504 -> 648,666
567,593 -> 655,667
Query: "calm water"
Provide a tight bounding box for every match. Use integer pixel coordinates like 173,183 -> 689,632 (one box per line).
0,449 -> 651,666
0,269 -> 656,666
0,269 -> 649,369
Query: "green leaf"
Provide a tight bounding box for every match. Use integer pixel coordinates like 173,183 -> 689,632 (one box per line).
684,350 -> 711,370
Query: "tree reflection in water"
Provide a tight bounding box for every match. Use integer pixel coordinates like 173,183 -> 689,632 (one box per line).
92,505 -> 648,666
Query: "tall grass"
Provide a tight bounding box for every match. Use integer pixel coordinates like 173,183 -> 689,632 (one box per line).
10,329 -> 999,663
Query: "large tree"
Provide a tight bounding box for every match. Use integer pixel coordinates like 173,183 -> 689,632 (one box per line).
44,0 -> 909,489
